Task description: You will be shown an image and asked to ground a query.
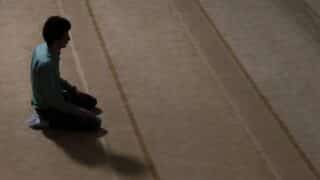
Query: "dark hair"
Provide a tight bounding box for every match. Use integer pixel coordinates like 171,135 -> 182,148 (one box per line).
42,16 -> 71,46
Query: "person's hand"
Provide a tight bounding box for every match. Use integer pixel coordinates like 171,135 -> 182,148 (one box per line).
71,86 -> 79,95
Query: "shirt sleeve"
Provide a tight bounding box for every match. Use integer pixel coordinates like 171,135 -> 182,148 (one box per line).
37,63 -> 80,116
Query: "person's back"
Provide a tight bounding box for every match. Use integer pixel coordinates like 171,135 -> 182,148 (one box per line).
31,43 -> 52,110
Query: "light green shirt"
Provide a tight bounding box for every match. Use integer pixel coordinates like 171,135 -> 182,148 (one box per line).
31,43 -> 79,115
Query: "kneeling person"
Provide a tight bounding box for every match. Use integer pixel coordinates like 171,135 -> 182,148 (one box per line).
30,16 -> 101,131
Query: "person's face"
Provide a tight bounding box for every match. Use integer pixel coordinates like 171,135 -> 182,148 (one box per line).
57,31 -> 70,49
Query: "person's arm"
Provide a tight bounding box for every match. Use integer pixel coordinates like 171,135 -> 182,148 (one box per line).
37,63 -> 81,116
60,78 -> 76,92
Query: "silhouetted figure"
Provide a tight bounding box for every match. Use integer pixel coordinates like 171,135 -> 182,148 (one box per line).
30,16 -> 104,132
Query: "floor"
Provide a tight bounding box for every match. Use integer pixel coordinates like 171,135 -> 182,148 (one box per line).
0,0 -> 319,179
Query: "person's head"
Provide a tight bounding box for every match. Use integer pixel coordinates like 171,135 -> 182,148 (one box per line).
42,16 -> 71,49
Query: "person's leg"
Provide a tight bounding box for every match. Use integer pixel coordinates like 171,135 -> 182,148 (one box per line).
63,90 -> 97,110
36,108 -> 101,131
